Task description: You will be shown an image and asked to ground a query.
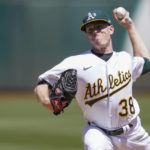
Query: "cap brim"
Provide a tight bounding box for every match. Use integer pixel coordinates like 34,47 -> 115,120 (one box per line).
80,19 -> 110,32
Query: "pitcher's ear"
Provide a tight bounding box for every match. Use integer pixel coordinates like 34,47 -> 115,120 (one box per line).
109,25 -> 114,35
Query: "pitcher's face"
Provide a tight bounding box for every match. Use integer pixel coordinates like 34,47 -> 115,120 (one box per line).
86,22 -> 114,50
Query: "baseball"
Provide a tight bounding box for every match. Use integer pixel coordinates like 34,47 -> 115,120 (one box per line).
116,7 -> 126,20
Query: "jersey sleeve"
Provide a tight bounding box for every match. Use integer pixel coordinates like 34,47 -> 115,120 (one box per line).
38,56 -> 76,86
132,56 -> 145,82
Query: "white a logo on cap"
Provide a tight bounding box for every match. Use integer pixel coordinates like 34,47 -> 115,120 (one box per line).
87,12 -> 96,21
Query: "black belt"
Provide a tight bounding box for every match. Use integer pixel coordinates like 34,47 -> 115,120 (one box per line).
88,122 -> 133,136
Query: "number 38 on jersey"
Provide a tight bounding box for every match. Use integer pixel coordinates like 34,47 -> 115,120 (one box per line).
119,97 -> 135,117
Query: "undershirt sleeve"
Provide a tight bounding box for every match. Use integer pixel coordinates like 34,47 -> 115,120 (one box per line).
37,79 -> 52,89
142,58 -> 150,75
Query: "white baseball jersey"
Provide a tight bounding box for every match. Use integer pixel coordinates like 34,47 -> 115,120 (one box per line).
38,50 -> 145,130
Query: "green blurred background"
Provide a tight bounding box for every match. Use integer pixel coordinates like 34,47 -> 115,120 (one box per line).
1,0 -> 150,90
0,93 -> 150,150
0,0 -> 150,150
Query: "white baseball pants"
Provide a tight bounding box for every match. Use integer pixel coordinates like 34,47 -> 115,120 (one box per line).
83,116 -> 150,150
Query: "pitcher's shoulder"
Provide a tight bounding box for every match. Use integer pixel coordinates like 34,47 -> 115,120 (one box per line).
114,51 -> 131,58
64,50 -> 93,61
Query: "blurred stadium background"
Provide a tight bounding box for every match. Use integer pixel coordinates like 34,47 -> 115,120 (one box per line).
0,0 -> 150,90
0,0 -> 150,150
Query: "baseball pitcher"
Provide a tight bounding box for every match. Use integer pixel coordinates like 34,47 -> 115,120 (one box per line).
34,8 -> 150,150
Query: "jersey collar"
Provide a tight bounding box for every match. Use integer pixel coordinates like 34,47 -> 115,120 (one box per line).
91,49 -> 113,62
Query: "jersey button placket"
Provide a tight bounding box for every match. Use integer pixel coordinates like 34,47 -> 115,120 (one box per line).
106,63 -> 113,127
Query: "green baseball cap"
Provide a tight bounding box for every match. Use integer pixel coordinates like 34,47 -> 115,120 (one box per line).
80,10 -> 112,32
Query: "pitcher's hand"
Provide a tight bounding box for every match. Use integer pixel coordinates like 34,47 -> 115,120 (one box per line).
113,8 -> 133,29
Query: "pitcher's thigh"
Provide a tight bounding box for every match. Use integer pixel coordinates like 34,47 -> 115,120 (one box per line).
126,125 -> 150,150
83,124 -> 114,150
